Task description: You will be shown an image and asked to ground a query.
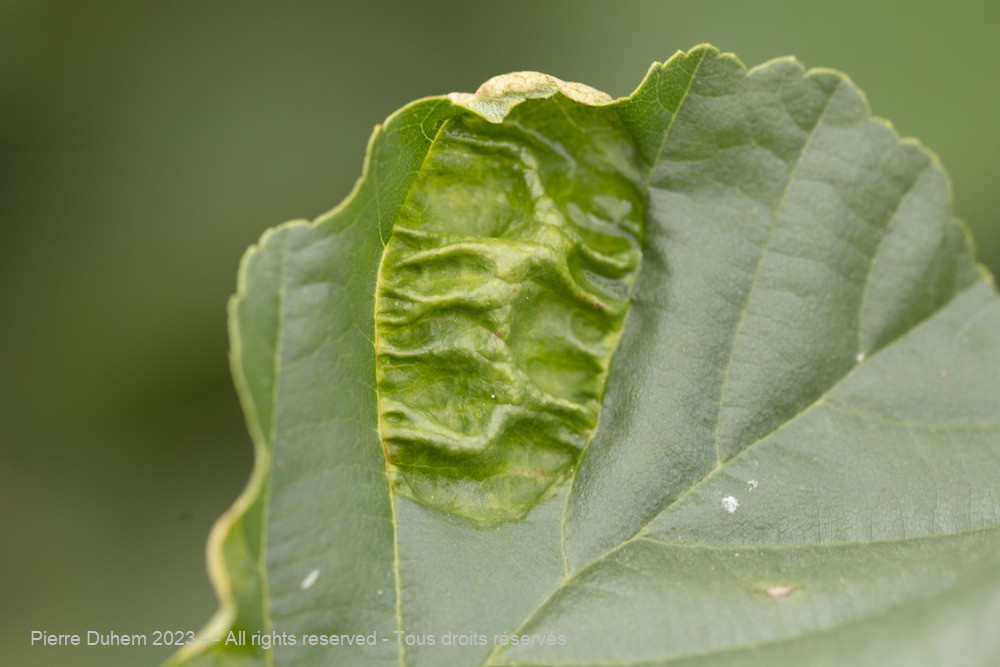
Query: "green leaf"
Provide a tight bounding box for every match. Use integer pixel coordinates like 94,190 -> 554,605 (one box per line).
171,45 -> 1000,667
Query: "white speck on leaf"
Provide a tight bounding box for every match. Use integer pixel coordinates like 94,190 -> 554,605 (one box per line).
856,352 -> 865,362
766,585 -> 794,598
300,568 -> 320,590
722,496 -> 740,513
747,479 -> 758,491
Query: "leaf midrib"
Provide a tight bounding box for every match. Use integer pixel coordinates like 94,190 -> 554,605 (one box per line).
261,232 -> 293,667
377,114 -> 457,667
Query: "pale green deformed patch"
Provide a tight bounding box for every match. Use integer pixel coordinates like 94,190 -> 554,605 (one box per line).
375,96 -> 644,525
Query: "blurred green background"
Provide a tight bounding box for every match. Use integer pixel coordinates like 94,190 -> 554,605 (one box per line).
1,1 -> 997,665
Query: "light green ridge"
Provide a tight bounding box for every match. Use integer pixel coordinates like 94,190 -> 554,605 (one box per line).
375,97 -> 645,525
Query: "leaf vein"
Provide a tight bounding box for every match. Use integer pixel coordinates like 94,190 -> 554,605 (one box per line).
260,233 -> 293,667
709,79 -> 842,467
855,161 -> 935,356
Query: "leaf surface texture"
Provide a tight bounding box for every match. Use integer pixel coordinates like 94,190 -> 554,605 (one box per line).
170,46 -> 1000,667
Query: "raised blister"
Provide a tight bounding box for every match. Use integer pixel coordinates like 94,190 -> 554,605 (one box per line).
374,96 -> 645,525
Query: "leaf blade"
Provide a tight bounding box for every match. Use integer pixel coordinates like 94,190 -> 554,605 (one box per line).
179,45 -> 1000,667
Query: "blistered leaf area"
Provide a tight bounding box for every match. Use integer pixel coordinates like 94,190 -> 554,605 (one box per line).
375,100 -> 644,525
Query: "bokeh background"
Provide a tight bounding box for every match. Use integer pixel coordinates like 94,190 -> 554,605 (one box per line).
2,1 -> 997,665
